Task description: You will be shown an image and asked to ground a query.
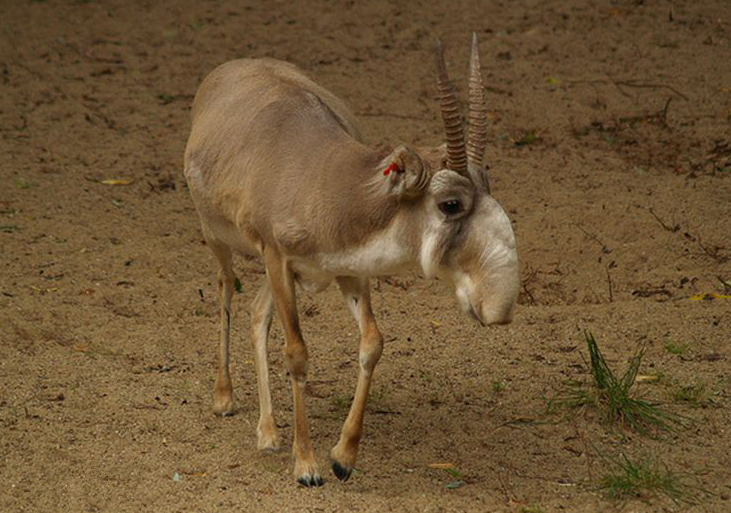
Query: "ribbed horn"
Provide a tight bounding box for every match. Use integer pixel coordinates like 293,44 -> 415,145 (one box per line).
466,32 -> 490,192
434,39 -> 467,175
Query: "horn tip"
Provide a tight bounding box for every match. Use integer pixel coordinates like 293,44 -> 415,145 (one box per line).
470,33 -> 481,69
434,38 -> 446,73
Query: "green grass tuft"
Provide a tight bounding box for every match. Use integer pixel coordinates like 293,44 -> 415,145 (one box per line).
669,383 -> 709,404
599,452 -> 699,504
664,341 -> 686,355
549,332 -> 680,434
519,506 -> 544,513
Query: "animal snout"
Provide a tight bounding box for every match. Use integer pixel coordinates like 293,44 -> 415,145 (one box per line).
477,300 -> 514,326
454,278 -> 517,327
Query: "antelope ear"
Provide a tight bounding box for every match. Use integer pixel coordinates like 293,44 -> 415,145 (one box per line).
379,145 -> 429,199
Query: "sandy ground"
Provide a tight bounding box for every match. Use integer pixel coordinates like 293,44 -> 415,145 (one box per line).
1,0 -> 730,511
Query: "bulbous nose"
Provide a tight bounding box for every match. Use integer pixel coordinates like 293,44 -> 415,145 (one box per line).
480,301 -> 514,326
476,269 -> 518,326
462,291 -> 516,327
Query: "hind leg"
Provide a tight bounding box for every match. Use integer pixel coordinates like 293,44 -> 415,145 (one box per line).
209,240 -> 236,416
250,280 -> 279,451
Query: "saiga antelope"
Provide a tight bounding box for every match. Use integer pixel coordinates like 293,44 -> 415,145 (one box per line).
184,34 -> 519,486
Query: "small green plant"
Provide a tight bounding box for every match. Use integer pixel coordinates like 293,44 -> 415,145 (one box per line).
431,465 -> 463,490
599,453 -> 698,504
664,341 -> 686,355
549,332 -> 678,433
13,177 -> 32,189
418,369 -> 433,383
157,92 -> 175,104
234,277 -> 242,293
443,466 -> 461,478
669,383 -> 708,404
491,380 -> 506,393
519,506 -> 544,513
329,393 -> 350,416
368,386 -> 388,409
514,131 -> 541,146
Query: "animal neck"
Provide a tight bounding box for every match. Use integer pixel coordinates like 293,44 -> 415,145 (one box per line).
305,135 -> 401,249
325,138 -> 426,274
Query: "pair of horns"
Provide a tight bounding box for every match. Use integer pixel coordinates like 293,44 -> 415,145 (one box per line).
435,33 -> 490,193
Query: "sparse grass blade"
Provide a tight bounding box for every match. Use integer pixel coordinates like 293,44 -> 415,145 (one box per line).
669,382 -> 709,405
599,452 -> 701,504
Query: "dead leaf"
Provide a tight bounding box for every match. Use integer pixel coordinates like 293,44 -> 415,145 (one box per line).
689,293 -> 731,300
428,462 -> 455,470
100,178 -> 134,185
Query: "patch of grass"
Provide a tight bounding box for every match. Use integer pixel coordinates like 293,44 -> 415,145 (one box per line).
599,453 -> 699,504
514,131 -> 541,146
13,177 -> 32,189
443,466 -> 461,478
329,393 -> 350,416
664,341 -> 687,355
669,383 -> 708,405
157,92 -> 175,104
491,380 -> 506,393
519,506 -> 544,513
418,369 -> 433,383
549,332 -> 679,434
429,464 -> 464,490
368,386 -> 389,410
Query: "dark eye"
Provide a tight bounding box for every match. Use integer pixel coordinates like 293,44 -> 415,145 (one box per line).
438,199 -> 462,216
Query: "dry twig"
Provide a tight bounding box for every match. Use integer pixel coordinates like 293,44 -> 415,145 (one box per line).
567,77 -> 688,101
648,208 -> 679,232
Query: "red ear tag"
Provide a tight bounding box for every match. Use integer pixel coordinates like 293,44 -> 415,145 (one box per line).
383,163 -> 401,176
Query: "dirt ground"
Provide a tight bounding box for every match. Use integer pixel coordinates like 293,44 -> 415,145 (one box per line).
1,0 -> 730,511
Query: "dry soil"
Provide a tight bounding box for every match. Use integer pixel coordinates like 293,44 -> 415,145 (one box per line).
1,1 -> 730,512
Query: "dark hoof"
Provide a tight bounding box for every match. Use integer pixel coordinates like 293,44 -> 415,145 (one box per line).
297,475 -> 324,487
332,461 -> 352,482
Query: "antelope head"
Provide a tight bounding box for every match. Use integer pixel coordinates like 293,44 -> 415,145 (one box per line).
381,34 -> 518,325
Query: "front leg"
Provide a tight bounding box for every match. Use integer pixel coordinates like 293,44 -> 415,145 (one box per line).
331,276 -> 384,481
262,246 -> 322,487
